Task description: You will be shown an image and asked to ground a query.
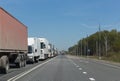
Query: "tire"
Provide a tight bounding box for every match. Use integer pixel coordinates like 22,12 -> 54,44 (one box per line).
23,60 -> 26,67
16,60 -> 22,68
1,56 -> 9,74
35,57 -> 38,63
35,60 -> 38,63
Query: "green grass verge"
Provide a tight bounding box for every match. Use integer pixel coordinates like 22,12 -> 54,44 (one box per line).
102,52 -> 120,63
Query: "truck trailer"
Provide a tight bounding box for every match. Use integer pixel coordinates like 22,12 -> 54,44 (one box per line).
0,7 -> 28,73
27,37 -> 40,63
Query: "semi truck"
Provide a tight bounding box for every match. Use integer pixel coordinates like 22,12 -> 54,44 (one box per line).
39,38 -> 49,60
0,7 -> 28,73
27,37 -> 40,63
48,43 -> 52,58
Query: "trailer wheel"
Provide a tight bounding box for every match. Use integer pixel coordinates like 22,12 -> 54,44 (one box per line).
35,57 -> 38,63
1,56 -> 9,74
17,60 -> 22,68
23,60 -> 26,67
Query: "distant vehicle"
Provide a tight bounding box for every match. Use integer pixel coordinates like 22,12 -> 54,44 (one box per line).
27,37 -> 40,63
0,7 -> 28,73
48,43 -> 52,58
39,38 -> 49,60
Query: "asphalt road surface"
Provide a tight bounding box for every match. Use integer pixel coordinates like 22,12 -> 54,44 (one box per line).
0,55 -> 120,81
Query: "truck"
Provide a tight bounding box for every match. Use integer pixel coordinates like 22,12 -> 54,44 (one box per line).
0,7 -> 28,73
27,37 -> 40,63
39,38 -> 49,60
48,43 -> 52,58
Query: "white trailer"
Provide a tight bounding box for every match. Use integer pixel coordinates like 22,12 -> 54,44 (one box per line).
27,37 -> 40,63
49,43 -> 54,58
39,38 -> 49,60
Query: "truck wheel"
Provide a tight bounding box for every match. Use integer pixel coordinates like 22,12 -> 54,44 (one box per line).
16,60 -> 22,68
1,56 -> 9,74
23,60 -> 26,67
35,60 -> 38,63
35,57 -> 38,63
31,58 -> 35,64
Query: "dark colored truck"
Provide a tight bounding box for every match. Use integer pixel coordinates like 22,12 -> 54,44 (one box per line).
0,7 -> 28,73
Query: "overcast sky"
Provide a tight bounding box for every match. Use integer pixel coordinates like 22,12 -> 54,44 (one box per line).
0,0 -> 120,50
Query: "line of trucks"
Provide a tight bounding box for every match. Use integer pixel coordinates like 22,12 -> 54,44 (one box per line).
0,7 -> 58,74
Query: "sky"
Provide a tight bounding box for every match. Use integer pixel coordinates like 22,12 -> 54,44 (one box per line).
0,0 -> 120,50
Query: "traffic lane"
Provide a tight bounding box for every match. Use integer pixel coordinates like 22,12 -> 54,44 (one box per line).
14,55 -> 90,81
69,56 -> 120,81
0,59 -> 49,81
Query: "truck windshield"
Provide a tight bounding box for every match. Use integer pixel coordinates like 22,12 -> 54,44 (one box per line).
28,46 -> 33,53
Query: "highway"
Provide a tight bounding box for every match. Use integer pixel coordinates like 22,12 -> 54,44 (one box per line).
0,55 -> 120,81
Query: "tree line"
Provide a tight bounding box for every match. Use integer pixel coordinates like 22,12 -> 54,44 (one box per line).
68,29 -> 120,59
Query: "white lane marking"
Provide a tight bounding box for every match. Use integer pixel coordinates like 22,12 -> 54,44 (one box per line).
73,63 -> 77,66
7,58 -> 55,81
79,68 -> 82,70
69,59 -> 76,65
69,59 -> 79,68
83,72 -> 87,74
76,65 -> 79,68
89,78 -> 95,81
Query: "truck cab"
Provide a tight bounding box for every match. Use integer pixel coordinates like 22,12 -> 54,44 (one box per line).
39,38 -> 49,60
27,38 -> 40,63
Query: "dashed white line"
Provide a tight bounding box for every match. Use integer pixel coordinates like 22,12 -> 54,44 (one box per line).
83,72 -> 87,74
72,62 -> 77,66
69,59 -> 77,66
69,58 -> 96,81
76,65 -> 80,68
74,63 -> 77,66
78,68 -> 82,70
89,78 -> 95,81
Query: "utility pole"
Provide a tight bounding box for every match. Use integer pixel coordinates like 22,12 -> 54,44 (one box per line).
76,46 -> 77,56
104,32 -> 108,56
86,35 -> 89,57
96,40 -> 98,56
81,40 -> 82,56
78,46 -> 80,56
98,24 -> 101,59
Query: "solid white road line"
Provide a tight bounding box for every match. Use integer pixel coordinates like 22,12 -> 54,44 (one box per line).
7,58 -> 55,81
89,78 -> 95,81
94,60 -> 120,69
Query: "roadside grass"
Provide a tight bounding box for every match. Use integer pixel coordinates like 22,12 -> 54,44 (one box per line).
85,52 -> 120,63
68,52 -> 120,63
102,52 -> 120,63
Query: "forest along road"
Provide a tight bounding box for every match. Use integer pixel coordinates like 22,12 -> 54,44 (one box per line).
1,55 -> 120,81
